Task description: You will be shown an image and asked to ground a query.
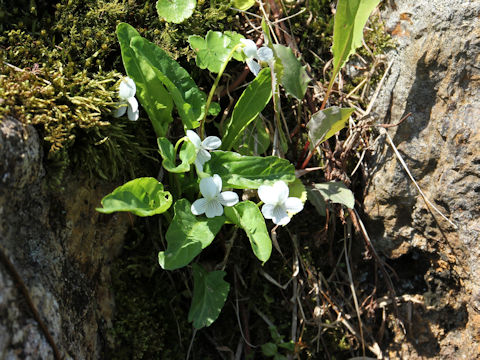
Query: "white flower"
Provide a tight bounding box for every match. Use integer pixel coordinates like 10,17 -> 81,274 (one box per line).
113,77 -> 139,121
191,174 -> 239,218
258,181 -> 303,226
186,130 -> 221,172
240,39 -> 274,76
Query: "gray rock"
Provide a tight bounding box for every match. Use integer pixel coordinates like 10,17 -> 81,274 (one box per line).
364,0 -> 480,357
0,117 -> 130,359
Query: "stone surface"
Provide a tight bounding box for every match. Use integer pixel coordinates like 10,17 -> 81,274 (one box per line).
363,0 -> 480,358
0,117 -> 130,359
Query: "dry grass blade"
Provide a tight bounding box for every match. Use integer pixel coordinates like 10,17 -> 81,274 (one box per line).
380,127 -> 458,229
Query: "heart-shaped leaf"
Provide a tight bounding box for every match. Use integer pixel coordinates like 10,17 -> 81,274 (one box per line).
188,264 -> 230,329
158,199 -> 225,270
97,177 -> 172,216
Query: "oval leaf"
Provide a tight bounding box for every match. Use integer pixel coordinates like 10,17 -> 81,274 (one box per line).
97,177 -> 172,216
222,68 -> 272,151
308,181 -> 355,216
117,23 -> 174,137
156,0 -> 196,24
273,44 -> 311,100
225,201 -> 272,262
203,151 -> 295,189
307,106 -> 354,146
158,199 -> 225,270
231,0 -> 255,11
188,264 -> 230,329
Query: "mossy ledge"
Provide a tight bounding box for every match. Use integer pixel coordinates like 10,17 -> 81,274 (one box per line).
0,0 -> 237,182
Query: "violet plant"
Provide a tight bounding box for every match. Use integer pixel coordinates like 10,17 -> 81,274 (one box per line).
98,0 -> 380,331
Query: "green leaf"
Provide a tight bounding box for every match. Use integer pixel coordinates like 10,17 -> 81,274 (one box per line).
96,177 -> 172,216
156,0 -> 196,23
188,264 -> 230,329
222,68 -> 272,151
233,117 -> 270,155
231,0 -> 255,11
224,31 -> 247,61
289,178 -> 307,204
129,35 -> 207,130
273,44 -> 311,100
306,106 -> 354,146
117,23 -> 174,137
157,138 -> 196,173
332,0 -> 381,72
158,199 -> 225,270
261,343 -> 278,357
278,341 -> 295,351
203,151 -> 295,189
307,181 -> 355,217
224,201 -> 272,263
188,31 -> 244,73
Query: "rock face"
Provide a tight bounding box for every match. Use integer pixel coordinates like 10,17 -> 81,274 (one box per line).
364,0 -> 480,358
0,117 -> 129,359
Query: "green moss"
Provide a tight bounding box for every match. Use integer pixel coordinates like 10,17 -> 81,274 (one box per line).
109,224 -> 193,360
0,0 -> 236,181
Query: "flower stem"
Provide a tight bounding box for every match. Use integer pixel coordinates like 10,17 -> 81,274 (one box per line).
200,44 -> 243,139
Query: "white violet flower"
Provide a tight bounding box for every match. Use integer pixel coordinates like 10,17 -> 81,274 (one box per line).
191,174 -> 239,218
240,39 -> 274,76
113,77 -> 139,121
258,181 -> 304,226
186,130 -> 221,171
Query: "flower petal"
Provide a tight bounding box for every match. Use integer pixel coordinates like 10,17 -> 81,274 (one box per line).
119,77 -> 136,99
273,181 -> 289,203
257,47 -> 273,62
240,39 -> 258,58
186,130 -> 202,148
272,205 -> 290,225
257,185 -> 276,205
127,96 -> 138,113
205,200 -> 223,218
200,176 -> 219,200
212,174 -> 223,193
218,191 -> 239,207
196,149 -> 211,165
246,58 -> 261,76
285,197 -> 304,214
202,136 -> 222,150
127,107 -> 139,121
112,103 -> 127,118
191,198 -> 207,215
261,203 -> 275,219
194,158 -> 204,173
